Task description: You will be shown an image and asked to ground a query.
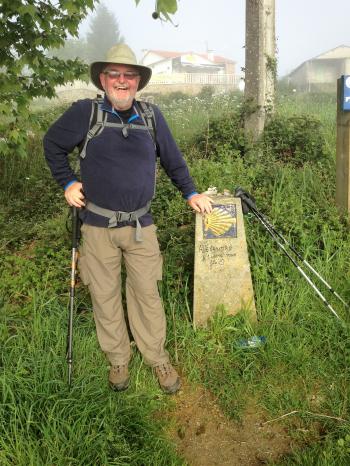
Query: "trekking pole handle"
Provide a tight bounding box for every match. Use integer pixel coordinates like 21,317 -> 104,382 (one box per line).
234,187 -> 257,212
71,206 -> 79,249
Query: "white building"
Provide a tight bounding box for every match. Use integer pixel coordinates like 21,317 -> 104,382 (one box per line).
141,50 -> 236,75
287,45 -> 350,92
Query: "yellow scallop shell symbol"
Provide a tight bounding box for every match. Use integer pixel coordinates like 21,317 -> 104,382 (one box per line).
204,207 -> 236,236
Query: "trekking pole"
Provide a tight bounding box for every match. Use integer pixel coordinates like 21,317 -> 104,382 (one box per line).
235,188 -> 342,320
236,188 -> 349,310
67,206 -> 80,387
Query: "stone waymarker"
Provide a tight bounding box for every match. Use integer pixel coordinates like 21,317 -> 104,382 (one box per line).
193,194 -> 256,327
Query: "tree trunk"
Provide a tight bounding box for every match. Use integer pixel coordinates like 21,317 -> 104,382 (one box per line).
244,0 -> 276,140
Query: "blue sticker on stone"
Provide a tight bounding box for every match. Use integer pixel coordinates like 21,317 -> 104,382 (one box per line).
203,204 -> 237,239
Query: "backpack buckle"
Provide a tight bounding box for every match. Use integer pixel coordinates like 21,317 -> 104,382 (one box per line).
115,211 -> 123,223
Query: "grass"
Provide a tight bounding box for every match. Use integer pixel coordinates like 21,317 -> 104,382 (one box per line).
1,279 -> 182,465
1,89 -> 350,464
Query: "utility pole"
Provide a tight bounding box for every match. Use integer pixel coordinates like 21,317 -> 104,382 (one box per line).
244,0 -> 276,139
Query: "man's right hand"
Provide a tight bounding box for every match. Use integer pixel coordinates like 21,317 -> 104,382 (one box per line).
64,181 -> 85,208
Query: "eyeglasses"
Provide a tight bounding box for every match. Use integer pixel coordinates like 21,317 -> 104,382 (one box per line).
103,70 -> 140,80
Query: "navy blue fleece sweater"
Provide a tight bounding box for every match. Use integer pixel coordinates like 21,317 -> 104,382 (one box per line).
43,96 -> 196,227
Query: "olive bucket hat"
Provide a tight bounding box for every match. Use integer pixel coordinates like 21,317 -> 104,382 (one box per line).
90,43 -> 152,91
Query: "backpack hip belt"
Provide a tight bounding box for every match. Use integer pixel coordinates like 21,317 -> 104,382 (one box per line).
85,200 -> 151,242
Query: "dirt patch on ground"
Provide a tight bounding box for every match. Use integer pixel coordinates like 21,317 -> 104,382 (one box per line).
167,380 -> 295,466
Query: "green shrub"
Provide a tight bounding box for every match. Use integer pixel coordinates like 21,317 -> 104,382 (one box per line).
154,90 -> 189,106
2,91 -> 350,465
262,114 -> 329,167
190,111 -> 247,160
197,85 -> 215,100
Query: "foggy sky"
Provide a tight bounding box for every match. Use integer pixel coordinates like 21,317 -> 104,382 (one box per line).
79,0 -> 350,77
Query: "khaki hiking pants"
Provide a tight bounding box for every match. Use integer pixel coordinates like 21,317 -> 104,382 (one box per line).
78,223 -> 169,367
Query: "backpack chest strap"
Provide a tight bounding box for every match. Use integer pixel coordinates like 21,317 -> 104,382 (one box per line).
103,122 -> 152,131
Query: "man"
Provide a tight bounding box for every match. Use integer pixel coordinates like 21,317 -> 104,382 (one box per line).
44,44 -> 212,394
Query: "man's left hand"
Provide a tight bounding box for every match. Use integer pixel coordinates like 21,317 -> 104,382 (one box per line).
187,193 -> 213,214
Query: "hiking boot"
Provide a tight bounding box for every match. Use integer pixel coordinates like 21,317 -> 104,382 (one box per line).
109,364 -> 130,391
154,362 -> 181,394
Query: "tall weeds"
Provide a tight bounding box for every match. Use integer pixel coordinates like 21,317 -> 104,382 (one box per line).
1,90 -> 350,464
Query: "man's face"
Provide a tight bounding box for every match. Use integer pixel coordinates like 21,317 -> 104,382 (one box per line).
99,64 -> 141,111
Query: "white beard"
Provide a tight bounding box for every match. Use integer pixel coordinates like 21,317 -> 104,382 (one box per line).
107,89 -> 133,111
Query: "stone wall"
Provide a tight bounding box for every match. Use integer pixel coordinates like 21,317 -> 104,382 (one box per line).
55,80 -> 100,103
53,80 -> 238,104
140,83 -> 237,96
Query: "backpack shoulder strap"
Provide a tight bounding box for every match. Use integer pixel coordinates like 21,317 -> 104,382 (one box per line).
79,97 -> 106,159
80,98 -> 158,159
137,100 -> 158,152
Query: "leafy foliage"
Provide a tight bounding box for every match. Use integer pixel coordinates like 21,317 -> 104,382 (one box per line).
0,0 -> 97,157
197,85 -> 215,100
135,0 -> 178,21
262,114 -> 330,167
191,111 -> 247,160
1,0 -> 178,159
2,89 -> 349,464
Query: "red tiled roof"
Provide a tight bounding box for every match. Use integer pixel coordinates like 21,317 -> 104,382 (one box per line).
144,50 -> 235,64
146,50 -> 184,59
197,53 -> 235,64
